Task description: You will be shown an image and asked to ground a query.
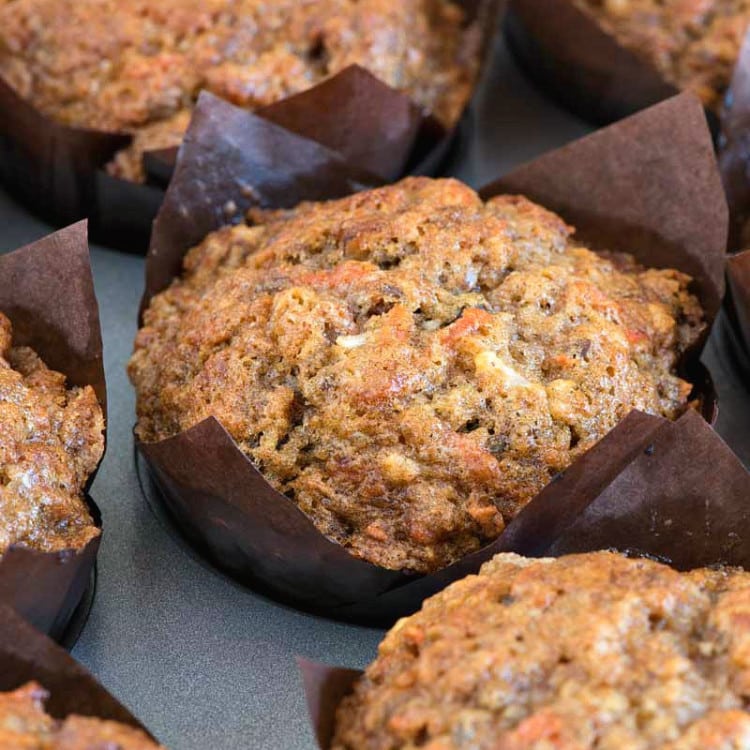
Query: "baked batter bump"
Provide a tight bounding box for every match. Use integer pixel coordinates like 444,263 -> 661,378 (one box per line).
0,682 -> 163,748
333,552 -> 750,749
0,312 -> 103,554
130,178 -> 704,573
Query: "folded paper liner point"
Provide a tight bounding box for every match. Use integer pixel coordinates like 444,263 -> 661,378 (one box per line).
138,91 -> 733,625
504,0 -> 750,268
299,409 -> 750,749
0,0 -> 500,252
0,222 -> 106,642
0,604 -> 155,737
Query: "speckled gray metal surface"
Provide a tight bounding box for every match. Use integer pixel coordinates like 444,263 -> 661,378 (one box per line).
1,34 -> 748,750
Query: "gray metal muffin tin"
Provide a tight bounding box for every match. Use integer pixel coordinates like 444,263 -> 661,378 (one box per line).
2,34 -> 749,750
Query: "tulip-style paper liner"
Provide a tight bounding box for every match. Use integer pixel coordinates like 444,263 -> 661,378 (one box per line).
0,222 -> 106,642
299,411 -> 750,747
0,0 -> 500,252
137,93 -> 727,625
0,604 -> 154,735
504,0 -> 678,124
504,0 -> 733,127
505,2 -> 750,246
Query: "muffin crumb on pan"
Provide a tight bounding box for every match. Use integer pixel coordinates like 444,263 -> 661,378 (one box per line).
0,312 -> 103,555
332,551 -> 750,749
573,0 -> 750,110
0,0 -> 478,182
130,177 -> 704,574
0,682 -> 163,748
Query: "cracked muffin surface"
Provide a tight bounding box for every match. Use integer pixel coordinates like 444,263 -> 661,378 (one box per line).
0,682 -> 163,748
0,312 -> 103,555
332,551 -> 750,750
0,0 -> 477,181
129,177 -> 704,573
574,0 -> 750,110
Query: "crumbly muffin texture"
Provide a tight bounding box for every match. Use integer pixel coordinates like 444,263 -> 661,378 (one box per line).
333,551 -> 750,749
0,313 -> 103,554
0,0 -> 477,181
129,177 -> 704,573
575,0 -> 750,110
0,682 -> 163,749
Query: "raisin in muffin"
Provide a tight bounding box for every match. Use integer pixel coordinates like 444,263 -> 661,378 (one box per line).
0,682 -> 163,748
0,312 -> 103,554
129,177 -> 704,573
0,0 -> 477,182
333,551 -> 750,749
574,0 -> 750,110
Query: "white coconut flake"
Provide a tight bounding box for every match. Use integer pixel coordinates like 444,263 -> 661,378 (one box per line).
336,333 -> 368,349
475,350 -> 531,388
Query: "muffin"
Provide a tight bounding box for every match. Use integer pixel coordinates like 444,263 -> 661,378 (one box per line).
0,312 -> 103,554
0,682 -> 163,748
573,0 -> 750,110
0,0 -> 477,182
333,551 -> 750,749
130,177 -> 704,573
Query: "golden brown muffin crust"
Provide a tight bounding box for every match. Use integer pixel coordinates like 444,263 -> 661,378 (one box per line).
0,682 -> 53,748
0,312 -> 103,555
129,177 -> 704,573
333,552 -> 750,749
0,0 -> 477,181
0,683 -> 163,749
575,0 -> 750,110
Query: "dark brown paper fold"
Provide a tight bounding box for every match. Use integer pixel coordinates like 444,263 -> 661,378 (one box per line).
481,94 -> 727,321
142,91 -> 383,315
297,659 -> 361,750
300,410 -> 750,748
137,93 -> 729,624
0,0 -> 498,252
257,66 -> 425,181
0,605 -> 153,734
0,222 -> 105,641
505,0 -> 678,125
504,2 -> 750,249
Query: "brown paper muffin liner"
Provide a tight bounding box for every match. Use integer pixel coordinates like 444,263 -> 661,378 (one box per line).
0,604 -> 154,736
0,222 -> 106,642
136,92 -> 729,625
0,0 -> 501,252
503,0 -> 680,126
299,410 -> 750,747
502,5 -> 750,261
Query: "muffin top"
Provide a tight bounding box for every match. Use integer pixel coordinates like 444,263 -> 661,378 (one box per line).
130,178 -> 703,573
0,313 -> 103,555
574,0 -> 750,110
0,682 -> 163,748
0,0 -> 477,181
333,551 -> 750,749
